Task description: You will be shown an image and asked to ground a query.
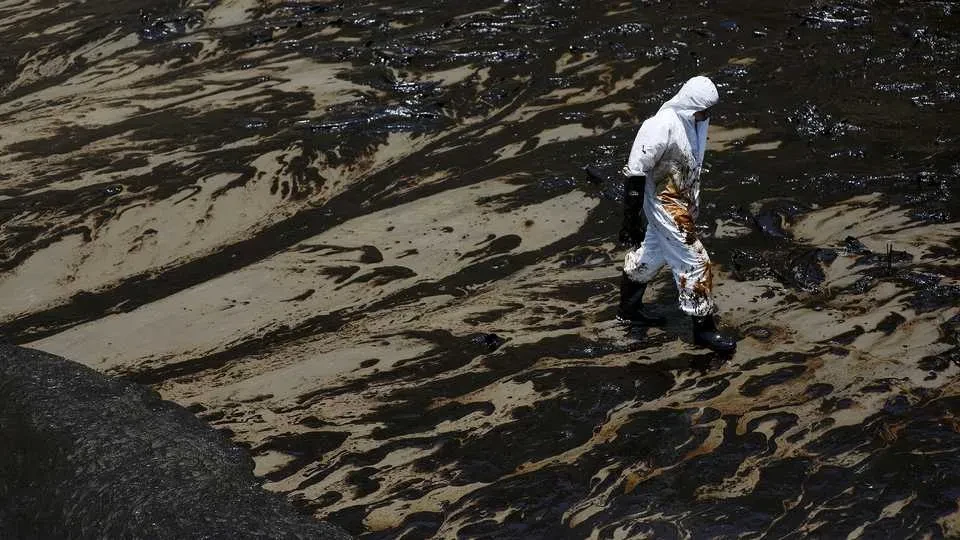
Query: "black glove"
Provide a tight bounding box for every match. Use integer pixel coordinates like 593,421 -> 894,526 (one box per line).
619,175 -> 646,247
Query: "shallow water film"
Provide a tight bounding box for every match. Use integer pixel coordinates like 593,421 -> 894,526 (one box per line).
1,0 -> 959,538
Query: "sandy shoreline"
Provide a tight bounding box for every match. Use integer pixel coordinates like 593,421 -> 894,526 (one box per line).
2,0 -> 958,537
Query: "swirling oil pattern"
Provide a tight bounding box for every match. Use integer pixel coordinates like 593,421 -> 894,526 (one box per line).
1,0 -> 958,538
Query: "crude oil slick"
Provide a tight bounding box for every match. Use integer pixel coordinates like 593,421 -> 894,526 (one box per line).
1,0 -> 958,538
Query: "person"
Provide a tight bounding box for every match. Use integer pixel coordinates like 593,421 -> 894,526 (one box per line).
617,75 -> 736,353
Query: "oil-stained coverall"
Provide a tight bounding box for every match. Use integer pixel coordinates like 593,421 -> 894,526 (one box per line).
618,76 -> 736,352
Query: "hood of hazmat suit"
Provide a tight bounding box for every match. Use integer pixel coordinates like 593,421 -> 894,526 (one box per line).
623,76 -> 719,182
657,75 -> 718,168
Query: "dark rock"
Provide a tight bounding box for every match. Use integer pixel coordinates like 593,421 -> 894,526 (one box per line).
471,333 -> 506,351
0,344 -> 351,540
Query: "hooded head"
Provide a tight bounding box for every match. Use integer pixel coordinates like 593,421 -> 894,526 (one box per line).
658,76 -> 719,120
658,76 -> 718,166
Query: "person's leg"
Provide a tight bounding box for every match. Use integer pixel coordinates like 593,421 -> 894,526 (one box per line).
624,230 -> 666,283
619,231 -> 667,325
670,240 -> 716,317
662,237 -> 736,352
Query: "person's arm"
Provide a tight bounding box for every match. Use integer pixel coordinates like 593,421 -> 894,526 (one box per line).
623,117 -> 668,178
619,117 -> 668,246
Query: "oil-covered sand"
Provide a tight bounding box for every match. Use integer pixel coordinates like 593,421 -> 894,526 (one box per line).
1,0 -> 958,538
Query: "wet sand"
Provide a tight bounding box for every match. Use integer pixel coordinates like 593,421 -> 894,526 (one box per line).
1,1 -> 959,538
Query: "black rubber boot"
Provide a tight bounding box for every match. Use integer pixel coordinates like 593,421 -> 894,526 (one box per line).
618,273 -> 666,326
692,315 -> 737,353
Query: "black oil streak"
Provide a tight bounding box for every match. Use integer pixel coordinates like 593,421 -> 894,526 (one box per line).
1,1 -> 959,539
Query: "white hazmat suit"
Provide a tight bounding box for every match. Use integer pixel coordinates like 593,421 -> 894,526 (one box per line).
621,76 -> 719,317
